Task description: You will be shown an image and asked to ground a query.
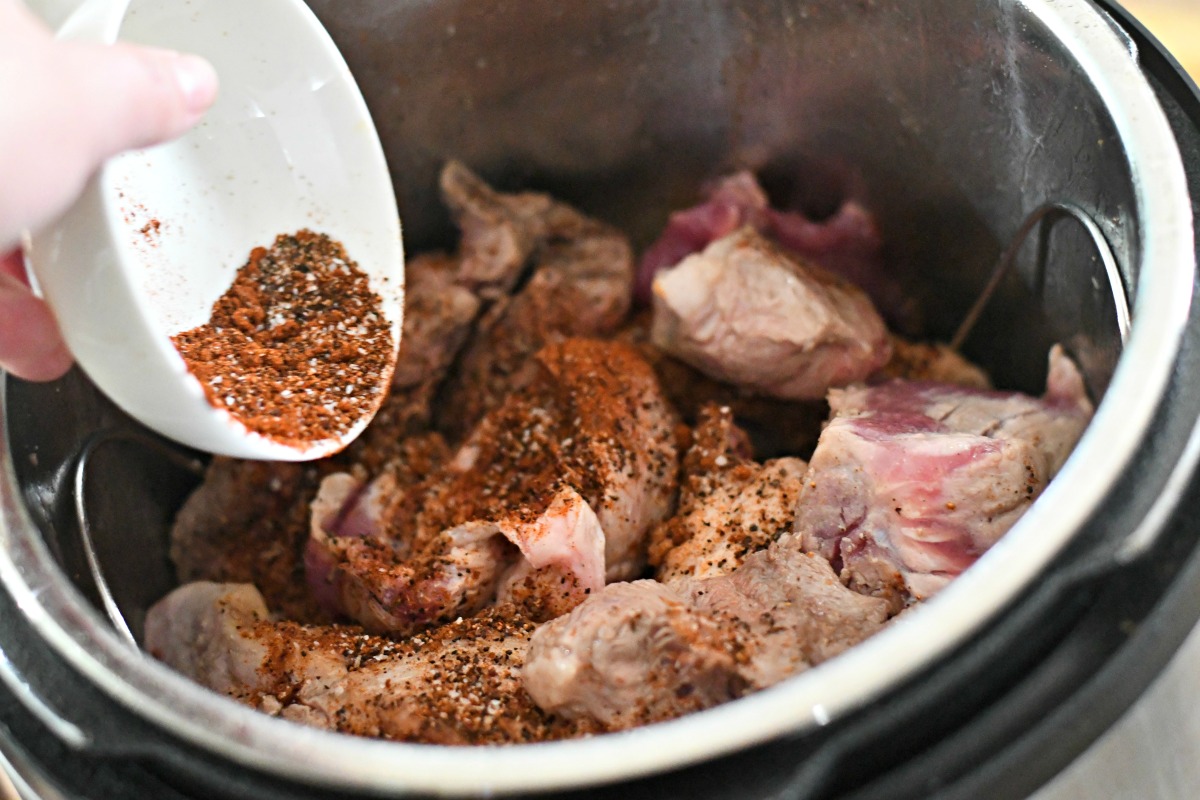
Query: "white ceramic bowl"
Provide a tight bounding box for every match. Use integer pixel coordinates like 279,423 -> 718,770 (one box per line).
26,0 -> 403,460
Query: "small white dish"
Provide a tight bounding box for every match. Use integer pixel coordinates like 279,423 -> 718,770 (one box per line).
25,0 -> 404,461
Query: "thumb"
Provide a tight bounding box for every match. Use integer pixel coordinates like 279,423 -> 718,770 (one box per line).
58,42 -> 219,163
0,10 -> 221,249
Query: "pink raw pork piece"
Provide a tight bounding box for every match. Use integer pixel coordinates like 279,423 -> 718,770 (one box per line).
650,228 -> 892,400
636,171 -> 914,328
523,534 -> 887,729
797,345 -> 1094,609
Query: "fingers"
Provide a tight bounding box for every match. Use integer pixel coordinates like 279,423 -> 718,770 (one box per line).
0,4 -> 217,380
0,252 -> 72,382
0,2 -> 218,250
0,248 -> 29,285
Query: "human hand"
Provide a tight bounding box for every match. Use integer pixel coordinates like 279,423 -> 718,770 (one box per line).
0,0 -> 218,381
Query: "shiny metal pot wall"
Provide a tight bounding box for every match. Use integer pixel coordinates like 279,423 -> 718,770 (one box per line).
0,0 -> 1193,795
306,0 -> 1170,393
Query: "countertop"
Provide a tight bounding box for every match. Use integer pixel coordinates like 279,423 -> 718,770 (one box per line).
1121,0 -> 1200,77
1034,623 -> 1200,799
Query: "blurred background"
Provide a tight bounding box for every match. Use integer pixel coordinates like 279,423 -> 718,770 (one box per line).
1125,0 -> 1200,76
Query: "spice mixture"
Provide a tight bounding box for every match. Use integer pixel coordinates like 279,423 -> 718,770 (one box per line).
172,230 -> 394,446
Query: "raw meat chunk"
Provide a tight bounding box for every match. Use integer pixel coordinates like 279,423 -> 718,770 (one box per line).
619,315 -> 829,459
636,171 -> 914,329
145,582 -> 592,744
170,458 -> 330,622
521,580 -> 745,728
651,228 -> 892,400
353,253 -> 481,445
683,536 -> 889,683
797,345 -> 1093,609
650,405 -> 807,583
524,534 -> 887,729
437,163 -> 634,436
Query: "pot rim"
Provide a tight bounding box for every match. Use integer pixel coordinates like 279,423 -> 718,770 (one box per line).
0,0 -> 1194,795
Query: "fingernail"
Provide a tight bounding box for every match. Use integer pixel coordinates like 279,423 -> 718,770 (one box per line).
172,54 -> 219,115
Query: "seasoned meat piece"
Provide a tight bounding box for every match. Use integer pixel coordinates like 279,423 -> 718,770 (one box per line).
304,433 -> 455,623
528,339 -> 679,582
440,160 -> 574,297
309,482 -> 602,632
876,335 -> 991,389
457,339 -> 677,583
798,345 -> 1093,610
650,405 -> 807,583
349,253 -> 480,453
308,339 -> 679,633
170,458 -> 329,622
521,581 -> 746,729
621,317 -> 828,459
491,486 -> 606,622
389,254 -> 480,393
524,534 -> 887,729
681,535 -> 888,684
438,165 -> 634,438
651,228 -> 892,400
146,582 -> 290,700
144,582 -> 593,744
310,520 -> 514,636
637,171 -> 916,330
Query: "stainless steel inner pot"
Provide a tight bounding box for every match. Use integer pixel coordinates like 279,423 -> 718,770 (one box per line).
0,0 -> 1194,795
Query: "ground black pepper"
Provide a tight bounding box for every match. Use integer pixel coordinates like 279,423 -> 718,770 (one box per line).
172,230 -> 394,446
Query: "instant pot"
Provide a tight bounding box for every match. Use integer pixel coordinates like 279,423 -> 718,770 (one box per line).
3,0 -> 1200,797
